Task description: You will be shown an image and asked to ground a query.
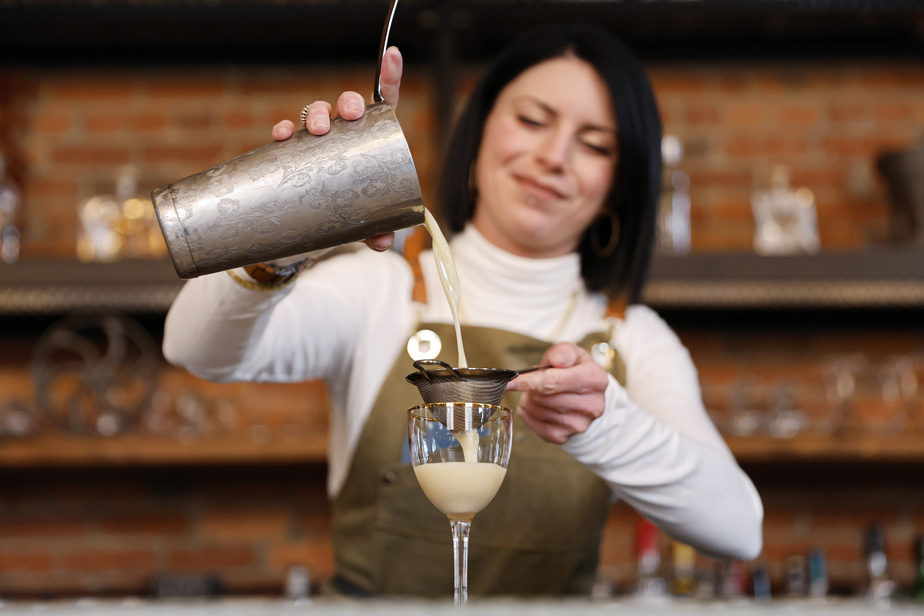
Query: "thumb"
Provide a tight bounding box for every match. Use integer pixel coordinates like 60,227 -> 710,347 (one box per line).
545,342 -> 580,369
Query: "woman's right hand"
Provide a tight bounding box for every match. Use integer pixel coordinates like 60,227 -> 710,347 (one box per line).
270,46 -> 404,252
273,47 -> 404,252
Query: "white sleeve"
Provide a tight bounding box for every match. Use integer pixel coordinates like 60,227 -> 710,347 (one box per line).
162,249 -> 412,385
561,305 -> 764,561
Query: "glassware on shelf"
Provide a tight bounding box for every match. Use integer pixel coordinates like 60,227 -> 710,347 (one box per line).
0,153 -> 21,264
656,135 -> 691,255
767,379 -> 807,439
407,402 -> 512,607
77,166 -> 167,262
822,353 -> 865,435
750,164 -> 820,256
727,378 -> 765,437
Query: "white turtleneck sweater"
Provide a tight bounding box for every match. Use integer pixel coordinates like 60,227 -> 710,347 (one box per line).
163,225 -> 763,561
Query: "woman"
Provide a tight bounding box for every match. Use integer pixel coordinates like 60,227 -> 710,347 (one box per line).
164,25 -> 763,597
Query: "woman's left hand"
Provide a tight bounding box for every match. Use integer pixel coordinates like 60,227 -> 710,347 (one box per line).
506,342 -> 609,444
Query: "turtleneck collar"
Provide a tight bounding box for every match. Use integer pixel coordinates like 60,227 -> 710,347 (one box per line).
449,223 -> 584,311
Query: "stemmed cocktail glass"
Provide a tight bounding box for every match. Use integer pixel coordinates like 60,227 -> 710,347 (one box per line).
407,402 -> 512,607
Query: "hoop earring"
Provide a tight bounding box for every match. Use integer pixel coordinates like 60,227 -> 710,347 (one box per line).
590,209 -> 620,258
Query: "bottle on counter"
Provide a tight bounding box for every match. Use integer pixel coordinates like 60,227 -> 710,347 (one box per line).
911,536 -> 924,601
785,555 -> 807,597
635,518 -> 667,598
751,562 -> 772,601
670,540 -> 697,597
864,524 -> 894,603
808,547 -> 829,600
715,560 -> 749,599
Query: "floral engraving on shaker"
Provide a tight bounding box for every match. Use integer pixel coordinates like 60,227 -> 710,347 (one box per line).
207,174 -> 236,198
301,187 -> 366,234
247,153 -> 281,182
354,152 -> 416,200
206,198 -> 296,242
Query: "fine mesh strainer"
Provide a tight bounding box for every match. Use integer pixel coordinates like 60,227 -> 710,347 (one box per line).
406,359 -> 518,406
406,359 -> 551,429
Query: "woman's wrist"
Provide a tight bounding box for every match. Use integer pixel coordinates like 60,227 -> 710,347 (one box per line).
226,252 -> 315,291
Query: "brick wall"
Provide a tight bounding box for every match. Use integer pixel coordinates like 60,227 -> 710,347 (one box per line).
1,56 -> 923,599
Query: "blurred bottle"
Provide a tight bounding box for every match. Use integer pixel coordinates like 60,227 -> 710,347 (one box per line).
0,153 -> 21,264
77,166 -> 166,262
670,541 -> 697,597
808,547 -> 829,600
635,518 -> 667,598
911,536 -> 924,601
785,555 -> 807,597
751,164 -> 820,256
656,135 -> 691,255
716,560 -> 749,599
751,562 -> 772,601
864,524 -> 894,603
285,564 -> 311,603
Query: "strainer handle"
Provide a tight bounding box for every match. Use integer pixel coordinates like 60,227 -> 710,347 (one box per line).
412,359 -> 464,382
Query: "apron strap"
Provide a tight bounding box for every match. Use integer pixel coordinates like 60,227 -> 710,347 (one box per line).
404,225 -> 430,304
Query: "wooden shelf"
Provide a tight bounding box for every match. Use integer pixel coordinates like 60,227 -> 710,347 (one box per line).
726,433 -> 924,463
645,247 -> 924,310
0,432 -> 328,468
0,258 -> 183,315
4,248 -> 924,316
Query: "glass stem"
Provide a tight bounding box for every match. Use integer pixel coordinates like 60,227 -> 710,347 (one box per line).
450,519 -> 471,607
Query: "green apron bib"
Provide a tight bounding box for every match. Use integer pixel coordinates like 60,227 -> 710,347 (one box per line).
330,322 -> 626,597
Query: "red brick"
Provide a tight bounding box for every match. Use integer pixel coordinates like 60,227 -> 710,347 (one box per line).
199,509 -> 291,541
52,80 -> 135,102
26,178 -> 79,199
52,145 -> 131,165
143,145 -> 223,164
98,513 -> 189,536
85,115 -> 122,132
684,105 -> 720,126
650,73 -> 709,95
168,546 -> 257,570
222,111 -> 256,129
872,103 -> 913,123
33,112 -> 71,134
728,103 -> 767,127
0,517 -> 89,539
62,549 -> 155,571
828,103 -> 868,123
0,552 -> 53,572
147,79 -> 228,99
128,112 -> 169,132
779,105 -> 819,125
175,112 -> 214,130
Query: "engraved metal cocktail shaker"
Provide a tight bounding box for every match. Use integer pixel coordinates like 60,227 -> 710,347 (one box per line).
152,0 -> 423,279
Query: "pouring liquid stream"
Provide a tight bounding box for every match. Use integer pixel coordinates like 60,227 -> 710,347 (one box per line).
422,210 -> 483,463
424,209 -> 468,369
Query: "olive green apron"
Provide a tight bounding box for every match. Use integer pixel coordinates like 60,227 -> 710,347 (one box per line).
330,321 -> 626,598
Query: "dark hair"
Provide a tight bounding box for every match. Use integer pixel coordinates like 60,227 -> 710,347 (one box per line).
438,25 -> 662,304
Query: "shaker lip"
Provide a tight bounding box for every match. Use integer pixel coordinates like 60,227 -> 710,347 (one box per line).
152,186 -> 199,280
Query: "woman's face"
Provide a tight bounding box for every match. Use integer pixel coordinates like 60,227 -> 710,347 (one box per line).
472,55 -> 618,259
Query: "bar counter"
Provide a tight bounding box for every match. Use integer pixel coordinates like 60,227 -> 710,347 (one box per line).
1,597 -> 922,616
